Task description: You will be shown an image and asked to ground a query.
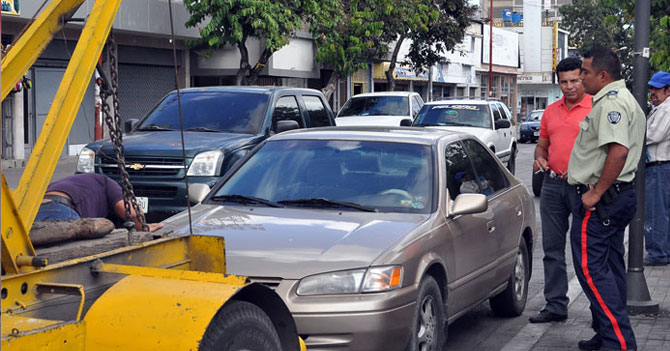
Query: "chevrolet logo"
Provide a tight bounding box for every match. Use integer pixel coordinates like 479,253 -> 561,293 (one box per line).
129,163 -> 145,171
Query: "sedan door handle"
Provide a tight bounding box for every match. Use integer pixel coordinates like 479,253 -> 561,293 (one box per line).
487,220 -> 496,233
515,206 -> 522,217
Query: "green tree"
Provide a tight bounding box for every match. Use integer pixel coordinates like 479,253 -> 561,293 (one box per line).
184,0 -> 308,85
559,0 -> 634,83
382,0 -> 474,91
308,0 -> 387,99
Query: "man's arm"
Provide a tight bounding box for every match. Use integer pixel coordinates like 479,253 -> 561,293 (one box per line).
533,137 -> 550,172
581,143 -> 628,209
112,200 -> 163,232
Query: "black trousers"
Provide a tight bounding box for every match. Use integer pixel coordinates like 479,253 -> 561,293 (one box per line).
570,187 -> 637,350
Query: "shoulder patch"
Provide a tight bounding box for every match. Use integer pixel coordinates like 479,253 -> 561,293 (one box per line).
607,111 -> 622,124
606,90 -> 618,97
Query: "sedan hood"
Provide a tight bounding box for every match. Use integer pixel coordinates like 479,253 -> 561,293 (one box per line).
336,116 -> 409,127
521,121 -> 541,128
162,204 -> 429,279
88,131 -> 260,158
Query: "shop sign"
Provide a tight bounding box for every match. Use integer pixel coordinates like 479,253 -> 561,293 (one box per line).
1,0 -> 20,15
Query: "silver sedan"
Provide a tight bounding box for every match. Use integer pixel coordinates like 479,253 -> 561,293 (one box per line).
162,127 -> 537,351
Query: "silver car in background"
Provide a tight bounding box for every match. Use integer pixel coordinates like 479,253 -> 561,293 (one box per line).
161,127 -> 537,351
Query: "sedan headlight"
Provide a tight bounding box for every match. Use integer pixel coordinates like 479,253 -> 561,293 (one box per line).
187,150 -> 224,176
297,266 -> 403,296
519,124 -> 529,131
76,147 -> 95,173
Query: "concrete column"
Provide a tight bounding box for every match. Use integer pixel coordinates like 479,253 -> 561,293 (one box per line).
183,49 -> 191,88
12,89 -> 25,160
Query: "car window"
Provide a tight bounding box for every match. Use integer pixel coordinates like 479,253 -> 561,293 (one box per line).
445,141 -> 478,200
137,92 -> 269,134
213,139 -> 434,213
527,110 -> 543,121
491,104 -> 502,121
337,96 -> 410,117
499,103 -> 514,121
414,104 -> 492,129
496,103 -> 509,120
461,139 -> 508,195
411,96 -> 422,117
303,95 -> 332,127
273,96 -> 303,129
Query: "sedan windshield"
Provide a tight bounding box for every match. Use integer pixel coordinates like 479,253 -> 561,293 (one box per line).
527,111 -> 543,121
414,104 -> 492,129
212,139 -> 433,213
136,92 -> 269,134
337,96 -> 409,117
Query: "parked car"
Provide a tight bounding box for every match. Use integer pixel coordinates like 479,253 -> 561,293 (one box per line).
410,99 -> 518,174
519,109 -> 544,143
335,91 -> 424,126
161,126 -> 537,351
76,86 -> 335,221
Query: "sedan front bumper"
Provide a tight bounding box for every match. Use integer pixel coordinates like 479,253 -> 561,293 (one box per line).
275,280 -> 419,351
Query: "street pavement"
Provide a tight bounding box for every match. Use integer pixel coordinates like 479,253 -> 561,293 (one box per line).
3,143 -> 668,350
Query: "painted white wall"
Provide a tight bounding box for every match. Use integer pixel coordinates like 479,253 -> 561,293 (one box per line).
197,38 -> 262,70
272,38 -> 315,71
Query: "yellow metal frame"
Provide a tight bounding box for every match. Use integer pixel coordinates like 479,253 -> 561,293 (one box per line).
1,0 -> 121,273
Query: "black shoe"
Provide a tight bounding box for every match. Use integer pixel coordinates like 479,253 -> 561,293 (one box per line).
528,310 -> 567,323
578,334 -> 602,350
643,259 -> 667,266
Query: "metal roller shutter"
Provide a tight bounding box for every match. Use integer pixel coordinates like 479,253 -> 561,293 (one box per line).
117,64 -> 176,122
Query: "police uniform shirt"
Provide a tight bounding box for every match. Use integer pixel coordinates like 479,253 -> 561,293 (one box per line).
567,79 -> 646,185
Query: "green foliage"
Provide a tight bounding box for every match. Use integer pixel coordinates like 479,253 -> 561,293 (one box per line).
184,0 -> 311,83
308,0 -> 388,80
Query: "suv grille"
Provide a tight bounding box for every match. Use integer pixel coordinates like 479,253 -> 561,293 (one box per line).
133,186 -> 178,199
97,155 -> 185,177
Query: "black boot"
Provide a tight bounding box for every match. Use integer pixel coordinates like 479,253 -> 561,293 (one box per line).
578,334 -> 603,350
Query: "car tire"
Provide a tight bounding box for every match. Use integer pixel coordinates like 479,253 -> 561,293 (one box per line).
405,276 -> 445,351
199,300 -> 282,351
532,170 -> 544,197
489,239 -> 529,317
507,147 -> 516,175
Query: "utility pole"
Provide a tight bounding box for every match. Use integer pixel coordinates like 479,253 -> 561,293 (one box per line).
488,0 -> 493,97
627,0 -> 658,315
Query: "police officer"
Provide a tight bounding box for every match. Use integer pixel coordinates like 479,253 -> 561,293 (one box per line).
568,48 -> 644,351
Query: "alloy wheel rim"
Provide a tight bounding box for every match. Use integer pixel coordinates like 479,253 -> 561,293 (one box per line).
513,248 -> 526,301
417,295 -> 436,351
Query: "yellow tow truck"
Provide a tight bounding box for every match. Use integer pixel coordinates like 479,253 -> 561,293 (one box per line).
1,1 -> 302,350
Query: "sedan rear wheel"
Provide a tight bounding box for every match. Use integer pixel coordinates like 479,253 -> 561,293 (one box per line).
489,239 -> 529,317
406,276 -> 445,351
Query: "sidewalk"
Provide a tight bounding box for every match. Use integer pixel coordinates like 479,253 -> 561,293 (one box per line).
505,258 -> 670,351
1,156 -> 78,188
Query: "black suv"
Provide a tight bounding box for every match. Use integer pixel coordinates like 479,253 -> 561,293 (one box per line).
77,87 -> 335,220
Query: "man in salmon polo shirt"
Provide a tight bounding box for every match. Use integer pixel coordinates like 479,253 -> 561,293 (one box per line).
528,56 -> 592,324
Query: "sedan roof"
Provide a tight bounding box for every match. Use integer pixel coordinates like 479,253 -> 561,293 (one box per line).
272,126 -> 466,145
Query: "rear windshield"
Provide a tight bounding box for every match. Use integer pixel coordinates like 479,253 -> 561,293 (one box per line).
337,96 -> 409,117
136,92 -> 269,134
414,104 -> 492,129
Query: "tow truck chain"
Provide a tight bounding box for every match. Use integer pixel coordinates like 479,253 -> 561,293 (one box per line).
99,39 -> 148,232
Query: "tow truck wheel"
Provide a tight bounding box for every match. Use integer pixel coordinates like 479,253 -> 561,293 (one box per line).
200,300 -> 282,351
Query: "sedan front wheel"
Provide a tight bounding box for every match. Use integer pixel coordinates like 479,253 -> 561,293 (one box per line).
405,276 -> 445,351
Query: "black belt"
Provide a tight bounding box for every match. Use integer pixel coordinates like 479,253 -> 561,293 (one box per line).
646,160 -> 670,168
43,194 -> 76,209
575,181 -> 634,195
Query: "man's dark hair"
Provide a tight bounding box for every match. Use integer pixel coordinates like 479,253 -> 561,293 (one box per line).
555,57 -> 583,80
583,47 -> 622,80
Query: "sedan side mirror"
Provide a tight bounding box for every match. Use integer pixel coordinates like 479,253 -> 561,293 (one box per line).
494,119 -> 511,129
448,193 -> 487,217
400,119 -> 413,127
188,183 -> 211,204
125,118 -> 139,133
275,120 -> 300,134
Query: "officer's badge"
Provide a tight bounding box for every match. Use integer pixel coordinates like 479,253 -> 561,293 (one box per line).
607,111 -> 622,124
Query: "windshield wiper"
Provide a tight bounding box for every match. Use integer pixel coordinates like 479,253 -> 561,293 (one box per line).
277,198 -> 377,212
137,124 -> 174,131
210,194 -> 281,207
185,127 -> 223,132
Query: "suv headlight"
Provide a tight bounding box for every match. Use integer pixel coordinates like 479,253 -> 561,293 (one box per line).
187,150 -> 224,176
76,147 -> 95,173
296,266 -> 403,296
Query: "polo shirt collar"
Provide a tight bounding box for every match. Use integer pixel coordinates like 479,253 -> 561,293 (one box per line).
593,79 -> 626,102
559,93 -> 591,110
